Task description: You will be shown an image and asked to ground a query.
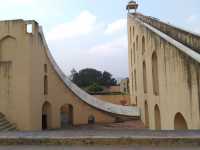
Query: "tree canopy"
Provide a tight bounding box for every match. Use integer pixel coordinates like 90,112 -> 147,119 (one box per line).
70,68 -> 117,89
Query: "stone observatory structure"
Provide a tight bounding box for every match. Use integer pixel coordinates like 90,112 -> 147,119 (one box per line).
0,19 -> 139,131
127,1 -> 200,130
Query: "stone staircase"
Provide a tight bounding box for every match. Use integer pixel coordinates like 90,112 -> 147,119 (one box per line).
0,114 -> 16,131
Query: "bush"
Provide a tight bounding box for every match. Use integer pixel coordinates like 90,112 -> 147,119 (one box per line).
86,83 -> 103,93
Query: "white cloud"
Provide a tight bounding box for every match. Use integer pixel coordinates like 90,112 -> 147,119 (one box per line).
104,19 -> 127,35
47,11 -> 97,41
4,0 -> 33,5
185,14 -> 200,34
88,36 -> 127,56
186,15 -> 198,23
194,28 -> 200,34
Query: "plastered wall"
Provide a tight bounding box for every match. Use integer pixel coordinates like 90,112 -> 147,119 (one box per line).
128,14 -> 200,130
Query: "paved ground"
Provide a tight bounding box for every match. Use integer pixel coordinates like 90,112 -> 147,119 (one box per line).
0,121 -> 199,147
69,120 -> 145,130
0,146 -> 198,150
1,129 -> 200,138
0,120 -> 199,138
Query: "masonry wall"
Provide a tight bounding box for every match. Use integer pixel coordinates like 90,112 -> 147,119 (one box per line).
0,20 -> 115,131
28,21 -> 115,130
128,14 -> 200,130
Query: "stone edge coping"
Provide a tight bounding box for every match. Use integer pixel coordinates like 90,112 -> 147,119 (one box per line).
132,15 -> 200,64
0,136 -> 199,146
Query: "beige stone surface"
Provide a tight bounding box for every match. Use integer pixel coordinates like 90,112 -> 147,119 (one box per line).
0,20 -> 139,131
127,13 -> 200,130
120,78 -> 129,94
94,95 -> 130,106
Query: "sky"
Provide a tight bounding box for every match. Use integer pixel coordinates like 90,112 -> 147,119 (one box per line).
0,0 -> 199,78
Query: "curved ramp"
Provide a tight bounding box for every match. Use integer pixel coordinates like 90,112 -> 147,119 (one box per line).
38,27 -> 140,117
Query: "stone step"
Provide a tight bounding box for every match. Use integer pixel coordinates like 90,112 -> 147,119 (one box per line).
0,120 -> 9,127
0,123 -> 13,131
0,113 -> 5,118
0,114 -> 16,132
4,125 -> 16,131
0,117 -> 6,122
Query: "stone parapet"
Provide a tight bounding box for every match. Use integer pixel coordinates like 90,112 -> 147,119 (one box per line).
130,13 -> 200,53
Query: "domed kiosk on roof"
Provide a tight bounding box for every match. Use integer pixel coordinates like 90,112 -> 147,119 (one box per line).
126,1 -> 139,13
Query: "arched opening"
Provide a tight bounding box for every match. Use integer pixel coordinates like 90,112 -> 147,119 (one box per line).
142,36 -> 145,55
133,42 -> 135,63
131,72 -> 134,94
44,75 -> 48,95
174,113 -> 188,130
152,52 -> 159,95
129,27 -> 132,42
135,96 -> 138,106
134,69 -> 137,91
42,101 -> 51,130
130,48 -> 133,67
88,115 -> 95,124
144,101 -> 149,128
44,64 -> 47,73
143,61 -> 147,93
136,35 -> 138,51
132,26 -> 135,38
60,104 -> 73,128
154,104 -> 161,130
0,36 -> 17,61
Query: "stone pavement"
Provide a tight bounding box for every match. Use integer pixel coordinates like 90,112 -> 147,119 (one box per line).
0,121 -> 199,147
0,129 -> 200,146
71,120 -> 145,130
0,146 -> 198,150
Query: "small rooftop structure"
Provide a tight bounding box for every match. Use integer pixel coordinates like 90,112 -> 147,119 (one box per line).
126,1 -> 139,13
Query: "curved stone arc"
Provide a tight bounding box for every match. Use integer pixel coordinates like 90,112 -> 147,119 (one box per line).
134,17 -> 200,64
38,27 -> 140,117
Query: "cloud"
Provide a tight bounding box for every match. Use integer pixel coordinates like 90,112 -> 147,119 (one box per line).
5,0 -> 33,5
185,14 -> 200,34
186,15 -> 198,23
194,28 -> 200,34
88,36 -> 127,56
46,12 -> 128,77
104,18 -> 127,35
47,11 -> 97,41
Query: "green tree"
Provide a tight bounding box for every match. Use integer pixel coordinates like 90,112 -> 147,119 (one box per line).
102,71 -> 117,86
71,68 -> 117,89
86,83 -> 103,93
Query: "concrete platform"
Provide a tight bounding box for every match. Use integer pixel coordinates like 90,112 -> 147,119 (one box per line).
0,145 -> 198,150
0,129 -> 200,147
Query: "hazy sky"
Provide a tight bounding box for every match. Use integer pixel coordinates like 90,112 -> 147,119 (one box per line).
0,0 -> 199,78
